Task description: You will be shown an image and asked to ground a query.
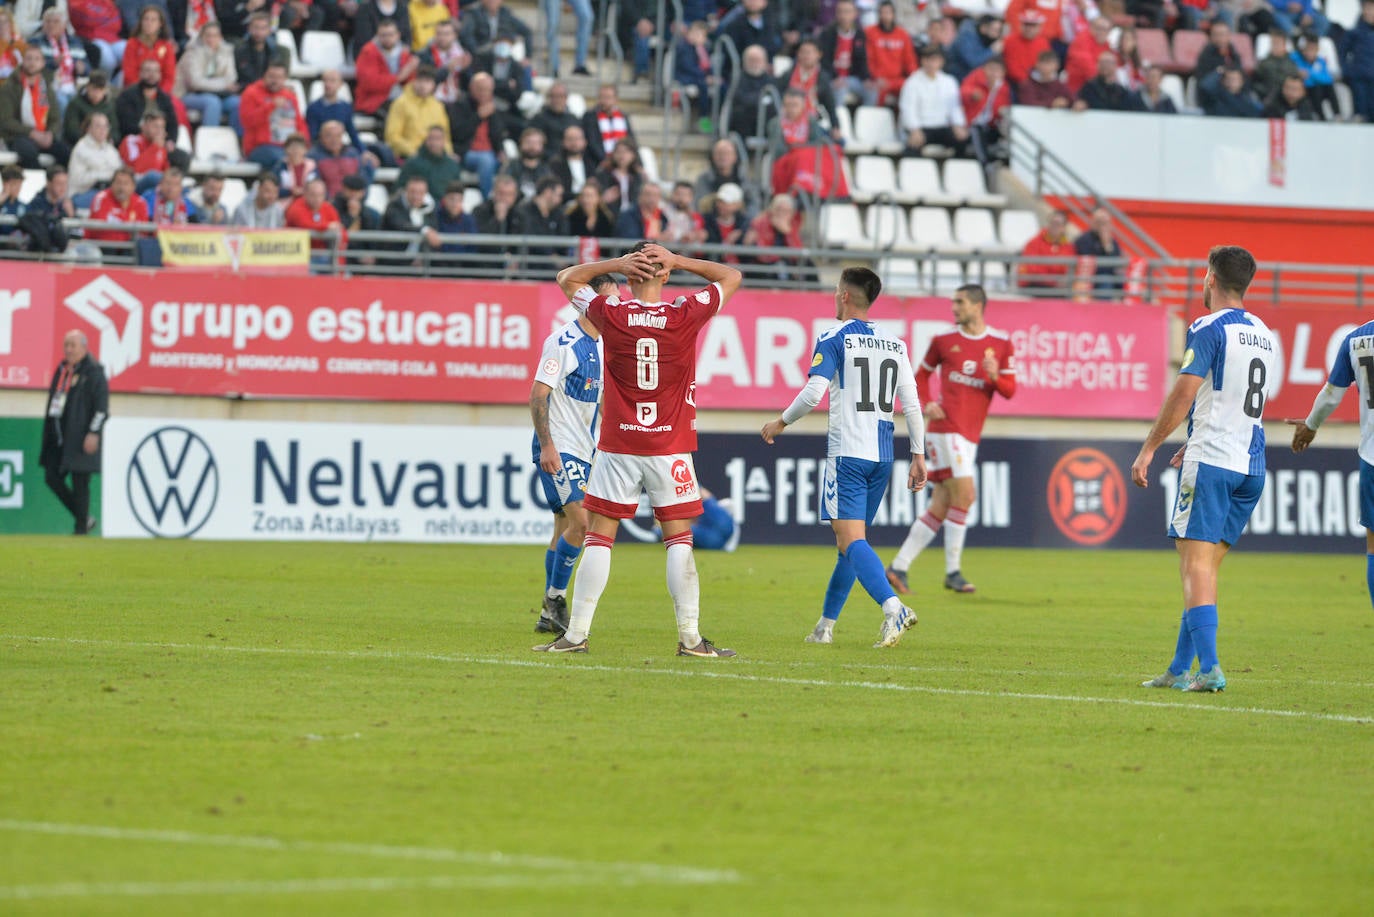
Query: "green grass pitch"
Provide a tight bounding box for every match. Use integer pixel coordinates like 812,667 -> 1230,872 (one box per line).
2,537 -> 1372,915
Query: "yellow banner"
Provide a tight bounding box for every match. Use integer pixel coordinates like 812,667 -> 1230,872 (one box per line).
157,228 -> 310,272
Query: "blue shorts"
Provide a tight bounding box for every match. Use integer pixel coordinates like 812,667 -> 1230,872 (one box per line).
535,452 -> 592,513
1360,459 -> 1374,531
821,456 -> 893,524
1168,460 -> 1264,545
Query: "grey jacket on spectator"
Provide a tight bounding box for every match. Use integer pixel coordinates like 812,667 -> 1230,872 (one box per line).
232,198 -> 286,228
176,36 -> 238,96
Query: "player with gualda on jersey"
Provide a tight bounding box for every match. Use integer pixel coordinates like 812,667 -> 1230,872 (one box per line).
1132,245 -> 1279,693
1289,318 -> 1374,608
528,274 -> 617,636
534,242 -> 744,656
887,284 -> 1015,595
762,267 -> 928,648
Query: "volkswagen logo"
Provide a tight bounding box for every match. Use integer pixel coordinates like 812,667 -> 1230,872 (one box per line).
126,426 -> 219,538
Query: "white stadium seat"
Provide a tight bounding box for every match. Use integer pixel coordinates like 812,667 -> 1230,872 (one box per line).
852,106 -> 904,156
365,183 -> 390,214
862,203 -> 918,251
191,127 -> 261,177
20,169 -> 46,202
876,256 -> 924,294
833,106 -> 867,155
300,30 -> 353,78
942,159 -> 1008,208
819,202 -> 868,249
911,206 -> 968,254
953,207 -> 1004,253
898,157 -> 958,206
998,209 -> 1042,251
850,155 -> 910,204
1160,73 -> 1186,112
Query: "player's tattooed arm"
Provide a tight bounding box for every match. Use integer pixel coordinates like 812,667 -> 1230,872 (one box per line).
529,382 -> 561,474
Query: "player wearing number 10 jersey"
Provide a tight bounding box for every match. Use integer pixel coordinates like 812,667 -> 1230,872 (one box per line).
1132,245 -> 1278,694
762,268 -> 928,648
534,242 -> 744,657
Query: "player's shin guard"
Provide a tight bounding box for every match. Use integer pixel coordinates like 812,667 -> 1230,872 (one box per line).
1168,610 -> 1195,676
943,507 -> 969,575
544,548 -> 556,591
665,531 -> 700,647
823,552 -> 857,621
550,535 -> 582,594
845,539 -> 896,607
1185,604 -> 1220,674
1366,554 -> 1374,609
566,533 -> 614,643
892,511 -> 942,572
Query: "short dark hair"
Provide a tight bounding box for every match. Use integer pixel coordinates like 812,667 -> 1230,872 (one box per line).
923,45 -> 946,61
444,181 -> 466,196
954,283 -> 988,308
257,172 -> 281,187
2,164 -> 26,182
590,273 -> 617,291
1208,245 -> 1257,296
840,267 -> 882,307
406,173 -> 429,186
535,176 -> 562,196
46,164 -> 67,181
111,166 -> 136,183
1036,50 -> 1059,65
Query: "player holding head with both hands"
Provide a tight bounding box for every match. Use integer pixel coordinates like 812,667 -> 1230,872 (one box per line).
762,267 -> 928,648
534,242 -> 743,657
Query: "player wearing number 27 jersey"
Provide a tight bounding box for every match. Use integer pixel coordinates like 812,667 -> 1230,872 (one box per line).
1290,319 -> 1374,608
1132,246 -> 1278,694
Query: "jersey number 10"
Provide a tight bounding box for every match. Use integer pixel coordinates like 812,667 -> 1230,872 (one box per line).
854,357 -> 898,413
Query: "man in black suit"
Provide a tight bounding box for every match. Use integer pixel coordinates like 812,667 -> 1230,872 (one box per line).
40,330 -> 108,535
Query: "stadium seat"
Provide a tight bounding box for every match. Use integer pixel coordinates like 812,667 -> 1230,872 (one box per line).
308,77 -> 352,103
1168,30 -> 1208,75
365,183 -> 389,213
287,79 -> 308,116
1330,82 -> 1353,120
998,208 -> 1041,250
833,106 -> 867,155
898,157 -> 959,206
639,144 -> 661,184
942,159 -> 1008,208
852,105 -> 904,156
175,123 -> 193,154
772,54 -> 793,79
0,150 -> 16,166
217,178 -> 248,214
373,166 -> 400,185
190,127 -> 259,177
1327,0 -> 1361,26
566,92 -> 587,118
862,203 -> 918,251
1159,73 -> 1186,111
850,155 -> 912,204
20,169 -> 46,201
952,207 -> 1006,253
300,30 -> 353,78
462,187 -> 483,212
1136,29 -> 1172,70
876,256 -> 924,294
819,202 -> 868,249
1255,33 -> 1271,60
1233,33 -> 1255,73
1318,36 -> 1342,81
910,206 -> 967,254
278,29 -> 318,79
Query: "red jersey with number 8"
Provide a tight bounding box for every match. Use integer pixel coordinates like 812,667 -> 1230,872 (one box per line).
574,282 -> 724,455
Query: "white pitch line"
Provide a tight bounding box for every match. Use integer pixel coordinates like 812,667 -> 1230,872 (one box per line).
4,634 -> 1372,726
0,874 -> 604,900
0,821 -> 739,886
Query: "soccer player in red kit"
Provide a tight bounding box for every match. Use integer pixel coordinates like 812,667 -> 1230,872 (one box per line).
534,241 -> 744,656
887,284 -> 1015,594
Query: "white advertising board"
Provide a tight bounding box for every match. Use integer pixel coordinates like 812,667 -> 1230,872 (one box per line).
102,418 -> 556,543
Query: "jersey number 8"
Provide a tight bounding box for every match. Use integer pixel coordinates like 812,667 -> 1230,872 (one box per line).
1243,357 -> 1266,419
854,357 -> 899,413
636,337 -> 659,390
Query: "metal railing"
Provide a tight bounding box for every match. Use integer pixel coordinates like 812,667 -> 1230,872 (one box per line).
3,217 -> 1372,307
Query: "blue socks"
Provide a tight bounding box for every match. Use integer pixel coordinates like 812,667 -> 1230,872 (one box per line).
1366,553 -> 1374,609
551,536 -> 582,591
845,540 -> 897,607
544,548 -> 556,591
1168,611 -> 1195,676
822,552 -> 856,621
1185,604 -> 1219,674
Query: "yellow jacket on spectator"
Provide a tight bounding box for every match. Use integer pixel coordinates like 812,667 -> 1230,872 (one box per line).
384,83 -> 452,159
409,0 -> 452,52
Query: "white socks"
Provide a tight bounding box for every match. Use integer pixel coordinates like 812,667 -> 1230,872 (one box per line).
944,507 -> 969,575
892,511 -> 942,572
564,534 -> 613,643
665,532 -> 700,647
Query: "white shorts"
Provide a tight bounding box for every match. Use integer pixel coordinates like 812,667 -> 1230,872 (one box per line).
584,451 -> 704,521
926,432 -> 977,483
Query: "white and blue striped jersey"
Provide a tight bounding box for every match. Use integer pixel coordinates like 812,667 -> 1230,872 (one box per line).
810,319 -> 921,461
1180,308 -> 1279,476
532,319 -> 602,462
1321,320 -> 1374,464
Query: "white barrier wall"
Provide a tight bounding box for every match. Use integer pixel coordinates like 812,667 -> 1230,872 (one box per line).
1011,106 -> 1374,211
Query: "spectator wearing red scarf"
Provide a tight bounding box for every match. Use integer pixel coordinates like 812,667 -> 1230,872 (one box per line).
581,83 -> 635,164
743,193 -> 815,284
0,47 -> 69,168
780,40 -> 840,138
613,181 -> 669,240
